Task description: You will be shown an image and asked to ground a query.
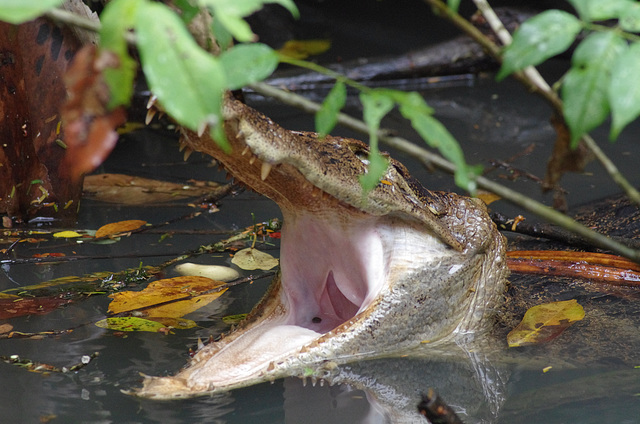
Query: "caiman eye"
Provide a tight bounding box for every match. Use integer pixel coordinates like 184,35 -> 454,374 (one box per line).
347,141 -> 371,163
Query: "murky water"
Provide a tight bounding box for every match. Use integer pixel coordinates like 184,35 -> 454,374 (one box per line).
2,1 -> 640,423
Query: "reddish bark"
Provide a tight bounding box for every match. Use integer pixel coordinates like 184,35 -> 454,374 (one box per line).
0,18 -> 83,224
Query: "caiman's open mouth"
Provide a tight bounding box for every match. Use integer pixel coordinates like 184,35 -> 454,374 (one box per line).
133,97 -> 508,398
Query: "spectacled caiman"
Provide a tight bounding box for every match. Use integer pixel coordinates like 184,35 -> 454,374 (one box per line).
133,93 -> 509,401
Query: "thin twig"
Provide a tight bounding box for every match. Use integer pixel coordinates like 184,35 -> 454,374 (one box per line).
44,7 -> 101,33
249,82 -> 640,262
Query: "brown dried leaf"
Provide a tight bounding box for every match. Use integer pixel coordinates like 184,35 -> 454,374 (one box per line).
61,45 -> 127,183
95,220 -> 146,238
0,297 -> 74,320
83,173 -> 227,205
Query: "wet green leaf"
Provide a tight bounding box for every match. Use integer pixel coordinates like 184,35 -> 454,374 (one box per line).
609,42 -> 640,140
359,91 -> 394,193
507,299 -> 585,347
497,10 -> 582,81
135,2 -> 225,142
198,0 -> 299,42
316,81 -> 346,136
562,32 -> 627,146
619,2 -> 640,31
566,0 -> 632,21
220,43 -> 278,90
0,0 -> 64,24
231,248 -> 279,270
396,91 -> 480,192
99,0 -> 140,108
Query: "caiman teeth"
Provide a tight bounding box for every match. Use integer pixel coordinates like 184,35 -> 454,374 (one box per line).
146,94 -> 157,109
249,156 -> 257,165
261,162 -> 273,181
197,122 -> 207,137
183,148 -> 193,161
145,108 -> 156,125
241,146 -> 250,156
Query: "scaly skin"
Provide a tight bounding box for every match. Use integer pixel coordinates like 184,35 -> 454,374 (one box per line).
132,94 -> 508,399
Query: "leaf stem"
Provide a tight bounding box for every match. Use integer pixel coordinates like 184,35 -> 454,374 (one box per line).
249,82 -> 640,263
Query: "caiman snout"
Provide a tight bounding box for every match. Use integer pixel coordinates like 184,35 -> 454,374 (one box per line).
132,96 -> 508,399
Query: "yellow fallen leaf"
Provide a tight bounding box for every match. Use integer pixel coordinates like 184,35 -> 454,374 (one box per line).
277,39 -> 331,59
107,276 -> 227,318
231,248 -> 279,270
53,230 -> 82,238
95,220 -> 146,238
475,190 -> 501,205
507,299 -> 585,347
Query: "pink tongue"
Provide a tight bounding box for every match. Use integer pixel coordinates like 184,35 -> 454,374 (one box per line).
324,271 -> 359,321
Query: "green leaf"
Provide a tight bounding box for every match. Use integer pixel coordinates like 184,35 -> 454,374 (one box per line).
95,316 -> 195,332
497,10 -> 581,81
135,2 -> 225,138
618,2 -> 640,31
219,43 -> 278,90
0,0 -> 64,24
446,0 -> 461,13
396,92 -> 479,191
99,0 -> 141,108
199,0 -> 299,42
562,32 -> 627,146
316,81 -> 346,136
359,91 -> 394,193
566,0 -> 633,21
609,42 -> 640,140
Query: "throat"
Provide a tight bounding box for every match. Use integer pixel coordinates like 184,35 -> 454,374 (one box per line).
279,208 -> 388,334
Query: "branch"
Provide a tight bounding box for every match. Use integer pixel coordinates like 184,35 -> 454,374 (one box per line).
249,82 -> 640,262
424,0 -> 640,206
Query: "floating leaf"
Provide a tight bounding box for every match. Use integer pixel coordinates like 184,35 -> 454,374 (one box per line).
0,296 -> 74,320
107,276 -> 227,317
95,219 -> 146,238
507,299 -> 585,347
222,313 -> 248,324
53,230 -> 82,238
497,10 -> 581,81
174,263 -> 240,282
83,173 -> 226,205
231,248 -> 279,270
96,317 -> 167,333
277,39 -> 331,59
